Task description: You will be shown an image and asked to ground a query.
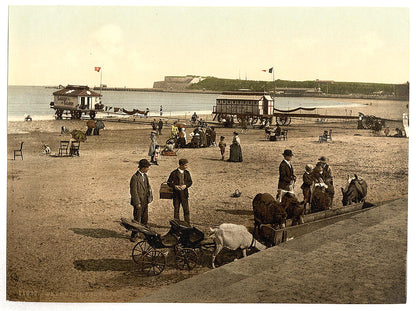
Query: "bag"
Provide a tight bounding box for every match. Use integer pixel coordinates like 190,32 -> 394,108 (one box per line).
160,182 -> 173,199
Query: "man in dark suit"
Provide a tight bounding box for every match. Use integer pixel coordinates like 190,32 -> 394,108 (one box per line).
278,149 -> 296,198
130,159 -> 153,241
158,119 -> 163,135
167,158 -> 193,224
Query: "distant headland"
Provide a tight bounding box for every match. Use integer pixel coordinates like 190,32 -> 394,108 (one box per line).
86,75 -> 407,100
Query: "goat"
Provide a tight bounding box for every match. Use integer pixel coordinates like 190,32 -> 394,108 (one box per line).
253,193 -> 287,234
341,174 -> 368,206
209,223 -> 266,269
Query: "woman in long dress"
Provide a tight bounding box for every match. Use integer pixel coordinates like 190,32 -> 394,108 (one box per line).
228,132 -> 243,162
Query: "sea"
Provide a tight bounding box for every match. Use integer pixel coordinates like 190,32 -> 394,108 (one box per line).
7,85 -> 365,121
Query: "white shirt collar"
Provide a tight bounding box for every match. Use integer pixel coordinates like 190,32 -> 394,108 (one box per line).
178,168 -> 184,174
284,159 -> 291,167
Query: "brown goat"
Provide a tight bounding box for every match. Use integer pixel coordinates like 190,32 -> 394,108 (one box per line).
253,192 -> 306,234
253,193 -> 286,234
284,193 -> 306,226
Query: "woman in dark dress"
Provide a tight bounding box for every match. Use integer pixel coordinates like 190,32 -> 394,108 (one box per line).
228,132 -> 243,162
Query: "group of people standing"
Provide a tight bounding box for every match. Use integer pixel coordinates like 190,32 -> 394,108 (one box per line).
131,123 -> 244,240
129,158 -> 193,242
278,149 -> 334,211
169,122 -> 216,149
134,119 -> 339,243
151,119 -> 164,135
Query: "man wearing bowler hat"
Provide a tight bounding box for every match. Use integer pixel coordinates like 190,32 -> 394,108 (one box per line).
278,149 -> 296,198
167,158 -> 193,224
129,159 -> 153,241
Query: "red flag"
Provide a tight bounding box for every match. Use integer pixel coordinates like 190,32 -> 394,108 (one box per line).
262,69 -> 267,72
94,67 -> 101,72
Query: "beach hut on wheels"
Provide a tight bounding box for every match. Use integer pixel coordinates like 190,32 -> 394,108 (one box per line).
212,91 -> 275,125
50,85 -> 103,120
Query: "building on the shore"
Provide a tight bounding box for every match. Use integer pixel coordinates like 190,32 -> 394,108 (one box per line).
52,85 -> 102,110
51,85 -> 103,119
274,87 -> 323,97
214,92 -> 274,118
153,75 -> 205,90
394,82 -> 409,100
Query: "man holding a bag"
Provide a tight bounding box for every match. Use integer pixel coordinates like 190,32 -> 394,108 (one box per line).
167,158 -> 193,225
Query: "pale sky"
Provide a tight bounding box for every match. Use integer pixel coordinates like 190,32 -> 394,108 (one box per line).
7,5 -> 410,87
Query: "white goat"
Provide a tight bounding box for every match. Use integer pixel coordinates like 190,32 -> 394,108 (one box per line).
209,223 -> 267,269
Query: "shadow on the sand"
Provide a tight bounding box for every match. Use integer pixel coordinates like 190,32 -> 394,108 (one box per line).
70,228 -> 126,239
74,259 -> 136,272
215,209 -> 253,216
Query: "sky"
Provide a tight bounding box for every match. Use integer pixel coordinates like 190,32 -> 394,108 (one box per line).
6,4 -> 410,88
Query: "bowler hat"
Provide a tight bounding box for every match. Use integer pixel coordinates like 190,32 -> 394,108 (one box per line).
179,158 -> 189,166
138,159 -> 151,168
282,149 -> 293,157
233,132 -> 239,136
305,164 -> 314,172
318,156 -> 327,162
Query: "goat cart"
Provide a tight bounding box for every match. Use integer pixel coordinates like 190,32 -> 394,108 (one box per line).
259,202 -> 376,246
120,218 -> 215,276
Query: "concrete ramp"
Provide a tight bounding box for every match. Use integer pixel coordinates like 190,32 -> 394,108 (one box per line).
135,197 -> 407,303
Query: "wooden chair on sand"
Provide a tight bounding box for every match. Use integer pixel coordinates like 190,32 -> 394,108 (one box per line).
70,141 -> 80,156
13,142 -> 24,160
58,141 -> 70,156
319,130 -> 332,143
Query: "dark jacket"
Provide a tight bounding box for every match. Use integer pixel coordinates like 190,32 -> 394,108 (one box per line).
301,172 -> 314,190
278,160 -> 295,191
167,168 -> 193,198
130,171 -> 153,207
321,163 -> 333,184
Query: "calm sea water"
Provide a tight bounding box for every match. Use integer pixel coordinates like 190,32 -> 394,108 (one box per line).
7,85 -> 363,121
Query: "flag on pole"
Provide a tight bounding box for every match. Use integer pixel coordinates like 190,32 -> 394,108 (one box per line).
94,67 -> 101,72
262,67 -> 274,73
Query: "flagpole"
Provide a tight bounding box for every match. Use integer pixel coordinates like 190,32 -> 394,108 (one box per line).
100,67 -> 103,95
273,66 -> 275,96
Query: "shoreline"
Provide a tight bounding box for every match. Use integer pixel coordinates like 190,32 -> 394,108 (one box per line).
7,97 -> 405,123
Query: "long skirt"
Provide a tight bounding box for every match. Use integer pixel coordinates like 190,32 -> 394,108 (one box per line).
228,143 -> 242,162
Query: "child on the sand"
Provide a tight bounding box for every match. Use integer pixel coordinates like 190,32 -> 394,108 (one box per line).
218,136 -> 226,160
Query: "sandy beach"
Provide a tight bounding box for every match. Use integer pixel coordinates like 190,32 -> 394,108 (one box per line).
6,98 -> 408,302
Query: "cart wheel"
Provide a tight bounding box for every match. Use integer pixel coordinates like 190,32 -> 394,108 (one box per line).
218,114 -> 226,122
56,110 -> 63,120
276,116 -> 285,125
141,250 -> 166,276
132,240 -> 152,264
175,248 -> 198,271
